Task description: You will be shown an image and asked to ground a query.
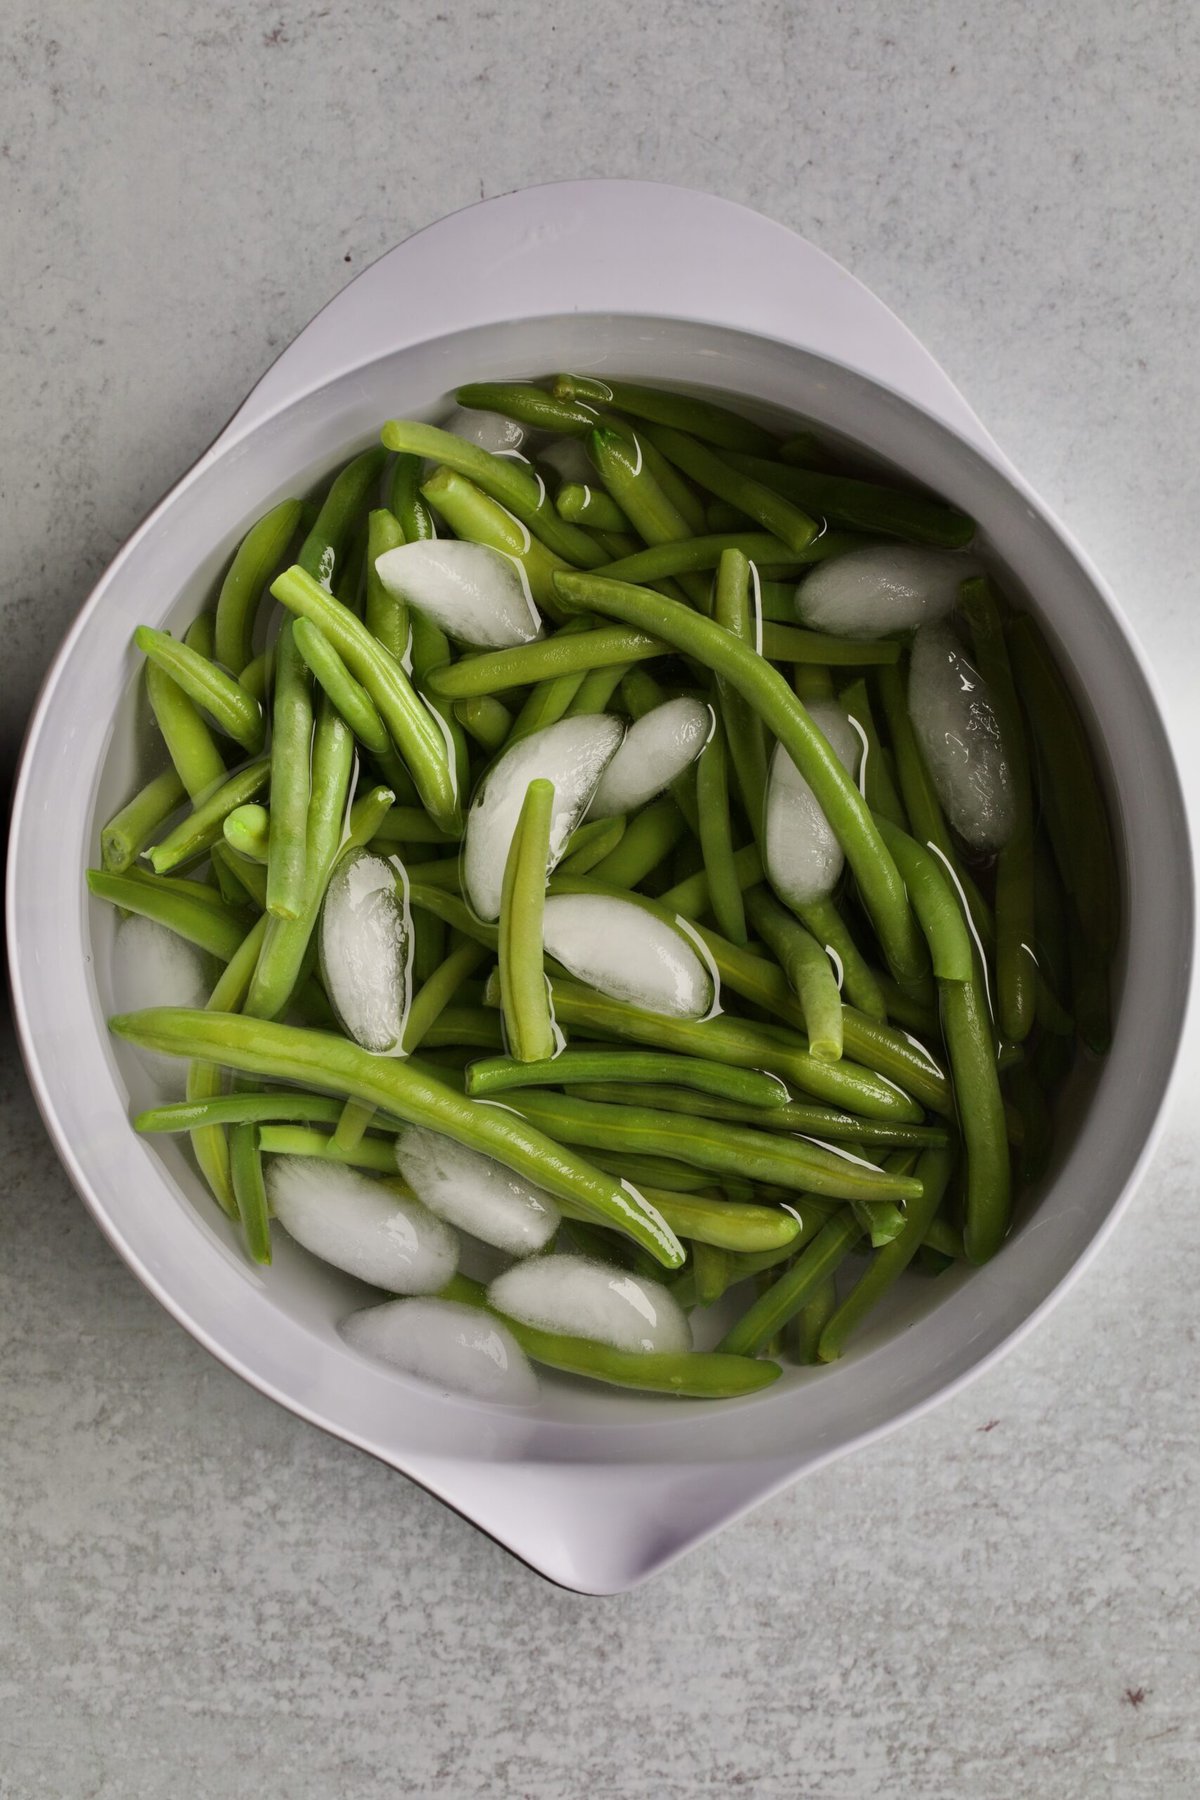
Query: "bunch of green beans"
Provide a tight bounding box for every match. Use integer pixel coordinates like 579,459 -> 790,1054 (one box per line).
91,376 -> 1114,1397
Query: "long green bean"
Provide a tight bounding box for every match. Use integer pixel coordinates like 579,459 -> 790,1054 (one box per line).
214,498 -> 304,673
420,466 -> 572,616
745,887 -> 842,1061
818,1146 -> 956,1360
425,625 -> 664,699
403,940 -> 490,1053
229,1121 -> 272,1263
145,757 -> 270,875
465,1049 -> 787,1107
713,549 -> 768,835
498,779 -> 556,1062
720,452 -> 975,547
145,659 -> 227,801
86,868 -> 247,961
719,1211 -> 863,1357
695,714 -> 746,944
297,446 -> 387,589
364,508 -> 408,663
554,374 -> 778,454
588,798 -> 686,888
562,1084 -> 950,1147
646,425 -> 819,554
100,766 -> 186,872
553,572 -> 926,988
134,628 -> 265,754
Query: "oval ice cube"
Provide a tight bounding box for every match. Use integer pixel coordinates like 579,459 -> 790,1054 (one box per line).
340,1297 -> 538,1404
538,436 -> 596,488
764,698 -> 861,909
488,1254 -> 692,1354
374,539 -> 541,648
440,406 -> 526,456
587,697 -> 713,818
111,914 -> 211,1093
795,546 -> 975,639
266,1156 -> 457,1292
542,893 -> 714,1019
463,714 -> 625,921
908,621 -> 1017,851
319,848 -> 411,1054
395,1125 -> 560,1255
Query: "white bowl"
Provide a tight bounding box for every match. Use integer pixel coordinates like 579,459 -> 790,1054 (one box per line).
7,181 -> 1193,1593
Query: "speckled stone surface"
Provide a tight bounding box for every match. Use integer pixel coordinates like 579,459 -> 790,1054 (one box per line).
3,4 -> 1199,1795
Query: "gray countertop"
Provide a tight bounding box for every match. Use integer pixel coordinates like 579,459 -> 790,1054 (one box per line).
3,5 -> 1198,1795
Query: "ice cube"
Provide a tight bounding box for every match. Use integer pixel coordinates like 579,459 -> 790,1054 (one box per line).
463,714 -> 625,920
907,622 -> 1017,851
440,406 -> 526,456
266,1156 -> 458,1292
488,1254 -> 692,1354
395,1125 -> 560,1255
111,914 -> 211,1093
795,546 -> 975,639
319,848 -> 411,1054
341,1297 -> 538,1404
537,436 -> 596,488
587,697 -> 713,818
764,698 -> 861,908
373,539 -> 542,648
542,893 -> 714,1019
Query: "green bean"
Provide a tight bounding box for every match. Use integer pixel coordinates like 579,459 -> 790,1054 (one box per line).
297,446 -> 387,589
330,1099 -> 379,1154
588,798 -> 686,888
417,1004 -> 504,1051
181,913 -> 269,1218
260,620 -> 311,917
420,466 -> 572,615
346,784 -> 398,852
658,843 -> 763,919
453,695 -> 514,752
403,939 -> 489,1053
86,868 -> 247,961
642,1189 -> 800,1253
145,658 -> 228,800
466,1049 -> 787,1107
760,623 -> 900,666
505,618 -> 594,743
239,648 -> 272,705
555,482 -> 631,534
873,817 -> 974,984
210,842 -> 265,909
293,616 -> 392,757
598,532 -> 801,584
271,565 -> 459,833
962,577 -> 1037,1042
718,1210 -> 863,1357
817,1145 -> 956,1360
840,676 -> 907,829
368,806 -> 460,847
565,661 -> 632,716
645,426 -> 819,554
100,766 -> 186,872
692,1240 -> 734,1305
557,816 -> 626,876
425,624 -> 663,699
1009,614 -> 1118,947
223,802 -> 270,864
720,452 -> 975,548
695,714 -> 746,944
1006,1061 -> 1054,1184
874,662 -> 993,949
184,613 -> 216,657
498,779 -> 556,1062
787,896 -> 884,1022
109,1007 -> 685,1267
246,699 -> 354,1019
493,1310 -> 781,1397
380,419 -> 605,568
499,1090 -> 921,1202
387,452 -> 433,543
214,498 -> 304,673
940,973 -> 1010,1263
455,381 -> 602,436
258,1125 -> 398,1172
364,508 -> 408,662
787,1276 -> 839,1364
228,1121 -> 272,1263
563,1084 -> 949,1147
144,757 -> 270,875
590,1152 -> 731,1194
554,572 -> 926,988
713,549 -> 768,834
585,427 -> 701,564
136,1091 -> 348,1133
777,431 -> 826,466
134,628 -> 265,754
746,888 -> 842,1060
554,374 -> 777,455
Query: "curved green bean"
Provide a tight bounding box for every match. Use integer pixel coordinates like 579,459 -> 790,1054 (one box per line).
297,446 -> 387,589
145,658 -> 227,800
645,425 -> 818,554
465,1049 -> 788,1108
499,779 -> 556,1062
553,375 -> 777,455
145,757 -> 270,875
874,817 -> 974,984
552,572 -> 926,988
223,803 -> 270,864
746,887 -> 842,1061
108,1007 -> 685,1268
364,508 -> 408,663
840,676 -> 907,830
135,627 -> 265,754
215,497 -> 304,673
425,624 -> 664,699
135,1091 -> 347,1133
454,381 -> 601,436
87,867 -> 247,961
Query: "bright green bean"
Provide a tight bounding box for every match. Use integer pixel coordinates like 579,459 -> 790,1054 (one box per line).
585,428 -> 708,606
109,1008 -> 685,1267
380,419 -> 605,567
553,572 -> 926,988
642,1188 -> 800,1252
746,887 -> 842,1061
223,803 -> 270,864
555,482 -> 631,534
229,1121 -> 272,1263
86,868 -> 246,961
364,508 -> 408,662
695,714 -> 746,944
499,779 -> 556,1062
718,1210 -> 863,1356
692,1240 -> 734,1305
346,785 -> 398,852
721,452 -> 975,548
330,1099 -> 378,1154
554,375 -> 777,455
184,913 -> 269,1219
136,1091 -> 347,1133
792,895 -> 888,1023
389,453 -> 435,543
557,816 -> 626,877
100,766 -> 186,872
403,940 -> 490,1053
874,817 -> 974,984
505,618 -> 594,743
420,466 -> 572,615
293,616 -> 392,755
455,381 -> 602,436
239,648 -> 272,704
588,798 -> 686,888
425,625 -> 664,699
646,425 -> 819,554
135,628 -> 265,754
562,1084 -> 949,1147
271,565 -> 459,832
818,1145 -> 956,1360
453,695 -> 514,752
145,658 -> 227,800
214,498 -> 304,673
297,446 -> 387,589
465,1049 -> 787,1107
258,1125 -> 398,1172
145,757 -> 270,875
264,620 -> 312,918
